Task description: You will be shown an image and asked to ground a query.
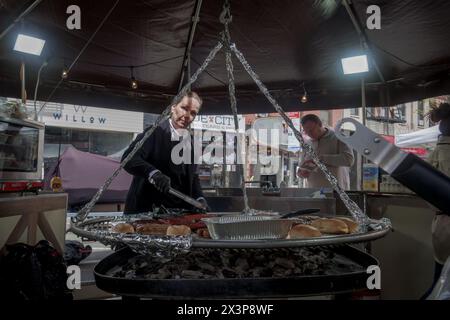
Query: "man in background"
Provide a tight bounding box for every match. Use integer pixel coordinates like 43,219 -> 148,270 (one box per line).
297,114 -> 354,190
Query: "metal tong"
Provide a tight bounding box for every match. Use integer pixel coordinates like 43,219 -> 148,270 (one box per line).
279,208 -> 321,218
167,187 -> 206,211
149,178 -> 206,211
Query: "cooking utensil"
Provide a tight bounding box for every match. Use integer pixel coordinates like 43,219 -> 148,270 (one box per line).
167,187 -> 206,211
149,178 -> 206,211
279,208 -> 320,218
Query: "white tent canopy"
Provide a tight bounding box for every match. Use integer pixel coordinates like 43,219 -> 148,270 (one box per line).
395,125 -> 440,147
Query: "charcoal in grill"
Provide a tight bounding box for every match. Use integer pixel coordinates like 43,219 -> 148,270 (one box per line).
94,244 -> 379,299
107,247 -> 360,280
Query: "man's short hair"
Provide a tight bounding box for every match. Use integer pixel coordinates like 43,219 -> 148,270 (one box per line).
301,114 -> 322,126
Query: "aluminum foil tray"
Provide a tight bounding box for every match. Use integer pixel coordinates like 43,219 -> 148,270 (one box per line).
201,216 -> 294,240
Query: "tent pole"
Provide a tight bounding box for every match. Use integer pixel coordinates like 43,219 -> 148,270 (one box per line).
20,61 -> 26,105
341,0 -> 385,192
360,77 -> 366,191
177,0 -> 203,92
361,79 -> 366,126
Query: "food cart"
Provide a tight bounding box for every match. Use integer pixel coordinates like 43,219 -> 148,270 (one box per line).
1,0 -> 450,300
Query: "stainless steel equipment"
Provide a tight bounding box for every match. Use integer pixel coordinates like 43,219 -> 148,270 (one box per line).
335,118 -> 450,213
149,179 -> 207,210
167,187 -> 206,210
0,116 -> 45,192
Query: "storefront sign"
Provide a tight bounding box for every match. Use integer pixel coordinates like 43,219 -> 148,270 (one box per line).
28,101 -> 143,133
191,115 -> 245,133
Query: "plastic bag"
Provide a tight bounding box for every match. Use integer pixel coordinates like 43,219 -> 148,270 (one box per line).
0,240 -> 73,300
64,240 -> 92,265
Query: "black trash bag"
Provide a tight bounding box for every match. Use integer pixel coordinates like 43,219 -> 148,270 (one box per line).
0,240 -> 73,300
64,240 -> 92,265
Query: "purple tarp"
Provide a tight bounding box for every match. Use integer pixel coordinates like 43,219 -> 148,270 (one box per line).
45,146 -> 132,207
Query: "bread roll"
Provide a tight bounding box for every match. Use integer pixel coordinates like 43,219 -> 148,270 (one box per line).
311,218 -> 349,234
136,223 -> 168,235
287,224 -> 322,239
113,223 -> 135,234
166,225 -> 191,236
335,217 -> 359,233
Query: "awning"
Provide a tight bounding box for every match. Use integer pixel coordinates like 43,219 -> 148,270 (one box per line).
44,146 -> 132,206
395,125 -> 441,147
1,1 -> 450,114
382,134 -> 429,156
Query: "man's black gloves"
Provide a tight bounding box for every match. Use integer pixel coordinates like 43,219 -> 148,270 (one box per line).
197,197 -> 211,212
149,171 -> 171,194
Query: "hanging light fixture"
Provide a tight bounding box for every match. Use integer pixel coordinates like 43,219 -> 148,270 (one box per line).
341,54 -> 369,74
301,82 -> 308,103
61,69 -> 68,79
13,34 -> 46,56
130,67 -> 138,89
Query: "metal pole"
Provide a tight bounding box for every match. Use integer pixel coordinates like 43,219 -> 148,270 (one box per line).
20,61 -> 26,105
361,78 -> 366,126
177,0 -> 203,92
360,77 -> 366,191
0,0 -> 43,40
341,0 -> 386,193
341,0 -> 385,84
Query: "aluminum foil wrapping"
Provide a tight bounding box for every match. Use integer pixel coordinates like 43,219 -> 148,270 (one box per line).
225,45 -> 251,214
230,43 -> 370,230
75,41 -> 224,223
85,227 -> 192,258
71,213 -> 194,257
368,217 -> 392,231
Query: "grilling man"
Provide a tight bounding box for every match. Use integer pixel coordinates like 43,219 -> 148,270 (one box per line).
121,92 -> 208,214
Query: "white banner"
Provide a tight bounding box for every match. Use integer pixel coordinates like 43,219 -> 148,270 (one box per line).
26,101 -> 143,133
191,115 -> 245,133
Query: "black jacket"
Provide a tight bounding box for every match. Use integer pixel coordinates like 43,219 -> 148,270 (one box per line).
121,120 -> 203,214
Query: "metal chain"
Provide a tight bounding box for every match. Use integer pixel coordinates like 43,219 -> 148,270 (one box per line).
223,39 -> 251,213
219,0 -> 232,25
75,41 -> 224,222
230,43 -> 368,229
220,0 -> 252,214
